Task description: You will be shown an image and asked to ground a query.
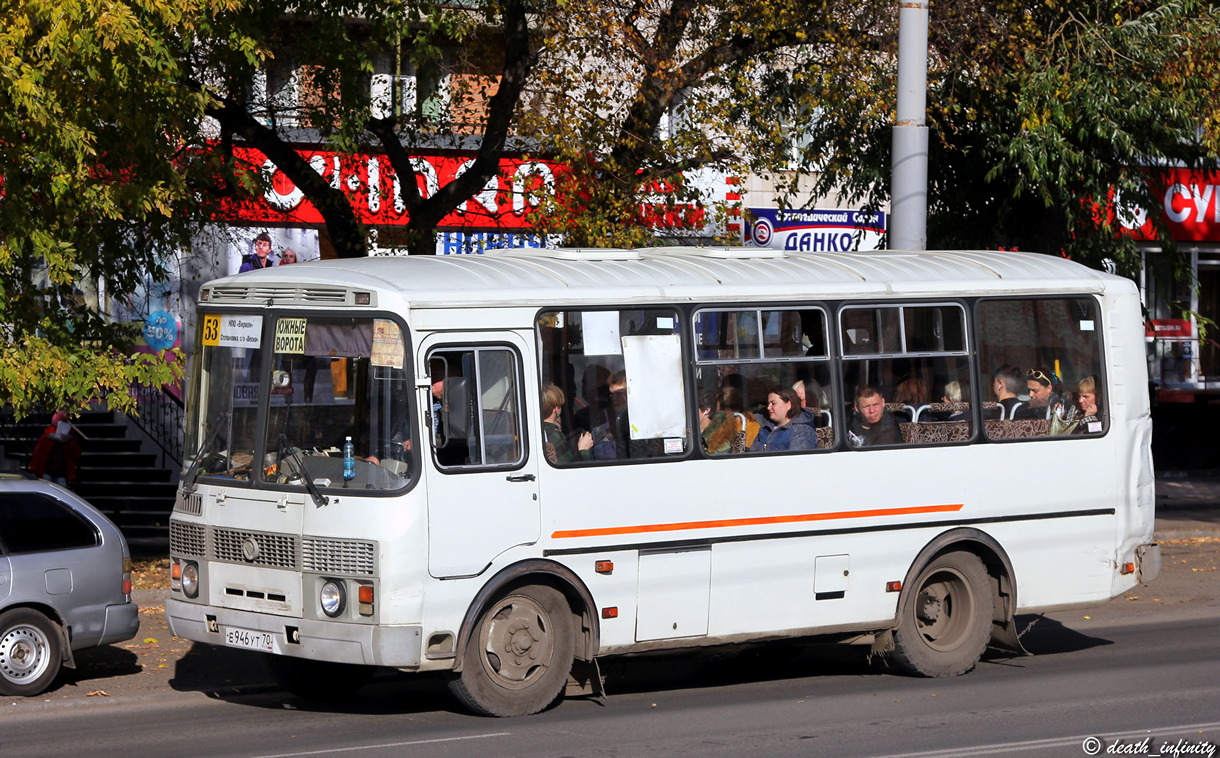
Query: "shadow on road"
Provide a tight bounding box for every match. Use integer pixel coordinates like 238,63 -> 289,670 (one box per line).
1009,614 -> 1114,656
158,617 -> 1116,717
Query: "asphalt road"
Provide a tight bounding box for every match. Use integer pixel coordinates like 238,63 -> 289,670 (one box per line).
0,594 -> 1216,758
0,492 -> 1214,758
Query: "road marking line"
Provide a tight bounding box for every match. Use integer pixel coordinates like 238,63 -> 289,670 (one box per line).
252,732 -> 512,758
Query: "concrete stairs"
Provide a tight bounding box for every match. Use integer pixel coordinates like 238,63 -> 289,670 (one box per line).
1,409 -> 178,540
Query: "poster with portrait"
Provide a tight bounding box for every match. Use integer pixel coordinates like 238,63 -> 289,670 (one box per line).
227,227 -> 321,275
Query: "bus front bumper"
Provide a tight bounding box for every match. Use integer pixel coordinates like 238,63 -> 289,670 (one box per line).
166,598 -> 423,668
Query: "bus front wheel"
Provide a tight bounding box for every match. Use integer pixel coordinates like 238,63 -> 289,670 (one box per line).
890,550 -> 992,677
449,584 -> 575,717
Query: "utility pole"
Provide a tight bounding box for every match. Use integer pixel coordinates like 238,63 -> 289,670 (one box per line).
890,0 -> 929,251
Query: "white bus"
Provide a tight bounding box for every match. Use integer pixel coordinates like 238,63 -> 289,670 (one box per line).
166,247 -> 1160,717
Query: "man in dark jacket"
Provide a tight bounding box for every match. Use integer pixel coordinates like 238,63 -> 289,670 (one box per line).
847,384 -> 901,447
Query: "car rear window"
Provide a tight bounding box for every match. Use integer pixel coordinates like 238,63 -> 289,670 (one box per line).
0,493 -> 100,553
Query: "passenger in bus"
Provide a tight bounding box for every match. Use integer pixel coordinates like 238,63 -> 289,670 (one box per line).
1023,367 -> 1055,410
1021,367 -> 1080,431
707,387 -> 761,453
698,389 -> 731,455
591,371 -> 661,459
894,375 -> 931,406
430,358 -> 446,438
942,380 -> 962,404
572,364 -> 611,437
847,384 -> 901,447
751,388 -> 817,452
792,378 -> 827,427
1074,376 -> 1104,434
541,384 -> 593,463
992,365 -> 1025,419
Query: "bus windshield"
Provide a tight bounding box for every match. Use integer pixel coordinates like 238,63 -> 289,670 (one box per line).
184,313 -> 413,492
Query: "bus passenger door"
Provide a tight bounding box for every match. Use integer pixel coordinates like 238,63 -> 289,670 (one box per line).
421,335 -> 540,578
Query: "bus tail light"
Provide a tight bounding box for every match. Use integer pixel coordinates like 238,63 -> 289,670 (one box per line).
358,584 -> 374,616
122,557 -> 133,595
1120,562 -> 1135,575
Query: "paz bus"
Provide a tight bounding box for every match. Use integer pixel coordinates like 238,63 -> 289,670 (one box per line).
166,247 -> 1159,717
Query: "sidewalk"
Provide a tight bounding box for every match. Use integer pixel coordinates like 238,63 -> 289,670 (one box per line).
1154,474 -> 1220,540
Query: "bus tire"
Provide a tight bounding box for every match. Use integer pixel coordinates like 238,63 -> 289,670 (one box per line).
0,609 -> 62,697
265,655 -> 375,700
448,584 -> 575,717
890,550 -> 992,678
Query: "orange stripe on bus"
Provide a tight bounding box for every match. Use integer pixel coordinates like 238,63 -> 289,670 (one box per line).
550,503 -> 965,539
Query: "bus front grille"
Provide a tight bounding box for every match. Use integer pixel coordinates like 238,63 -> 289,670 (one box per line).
213,528 -> 298,569
170,521 -> 206,557
302,538 -> 376,575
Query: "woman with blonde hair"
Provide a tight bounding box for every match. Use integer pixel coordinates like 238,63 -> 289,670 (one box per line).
1075,376 -> 1104,434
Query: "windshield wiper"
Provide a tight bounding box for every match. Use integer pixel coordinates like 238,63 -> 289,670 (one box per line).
279,433 -> 329,507
183,412 -> 231,491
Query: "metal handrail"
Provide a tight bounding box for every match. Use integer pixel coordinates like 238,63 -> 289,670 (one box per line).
127,385 -> 184,470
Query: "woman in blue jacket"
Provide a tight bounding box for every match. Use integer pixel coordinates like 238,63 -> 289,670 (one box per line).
751,387 -> 817,452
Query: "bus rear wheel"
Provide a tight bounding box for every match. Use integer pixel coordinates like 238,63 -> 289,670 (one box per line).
448,584 -> 575,717
890,550 -> 992,677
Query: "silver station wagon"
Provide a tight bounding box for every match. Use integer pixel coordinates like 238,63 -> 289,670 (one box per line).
0,476 -> 139,695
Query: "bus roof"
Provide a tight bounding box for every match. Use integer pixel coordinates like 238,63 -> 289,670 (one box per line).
204,248 -> 1127,309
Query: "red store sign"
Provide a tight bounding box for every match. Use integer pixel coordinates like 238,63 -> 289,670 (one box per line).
1121,168 -> 1220,243
222,146 -> 568,229
1146,318 -> 1194,339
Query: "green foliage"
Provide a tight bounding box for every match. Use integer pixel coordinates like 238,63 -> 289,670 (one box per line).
0,0 -> 218,417
799,0 -> 1220,279
520,0 -> 885,246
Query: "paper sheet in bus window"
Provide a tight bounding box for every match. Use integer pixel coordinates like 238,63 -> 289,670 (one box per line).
371,319 -> 405,369
1080,320 -> 1095,331
212,314 -> 263,349
583,311 -> 622,356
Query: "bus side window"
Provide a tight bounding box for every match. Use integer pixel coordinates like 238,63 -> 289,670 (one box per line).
976,297 -> 1106,440
428,346 -> 525,469
537,308 -> 690,464
693,306 -> 834,455
840,304 -> 974,449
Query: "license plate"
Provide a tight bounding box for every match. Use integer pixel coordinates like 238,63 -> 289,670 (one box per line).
224,626 -> 276,652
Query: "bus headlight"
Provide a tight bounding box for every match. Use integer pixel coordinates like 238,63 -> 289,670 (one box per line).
181,561 -> 200,599
320,580 -> 346,618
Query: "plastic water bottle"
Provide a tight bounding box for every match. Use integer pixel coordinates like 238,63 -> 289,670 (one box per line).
342,436 -> 355,481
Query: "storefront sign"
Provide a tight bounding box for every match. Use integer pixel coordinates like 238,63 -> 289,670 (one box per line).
1146,318 -> 1194,339
222,146 -> 564,230
744,208 -> 886,252
1118,169 -> 1220,242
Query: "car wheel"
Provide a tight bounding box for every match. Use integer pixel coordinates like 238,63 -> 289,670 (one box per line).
0,608 -> 63,696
